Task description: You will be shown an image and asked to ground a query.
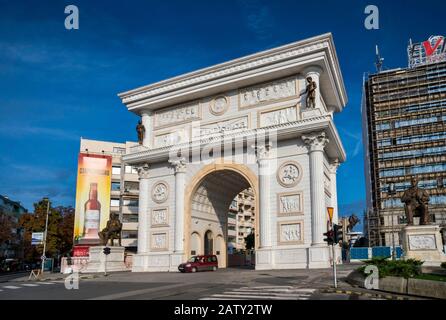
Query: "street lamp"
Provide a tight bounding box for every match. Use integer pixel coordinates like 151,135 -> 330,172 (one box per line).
41,197 -> 50,274
388,183 -> 397,260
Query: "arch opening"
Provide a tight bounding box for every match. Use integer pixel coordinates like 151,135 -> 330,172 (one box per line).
186,166 -> 257,269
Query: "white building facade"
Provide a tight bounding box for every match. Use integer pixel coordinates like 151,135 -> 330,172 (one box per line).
119,33 -> 347,271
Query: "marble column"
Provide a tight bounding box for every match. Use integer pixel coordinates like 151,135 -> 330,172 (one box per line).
141,110 -> 153,148
169,157 -> 187,253
136,163 -> 150,254
255,143 -> 272,248
328,159 -> 340,224
302,132 -> 329,246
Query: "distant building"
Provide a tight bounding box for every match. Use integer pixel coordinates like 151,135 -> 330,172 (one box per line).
362,36 -> 446,247
0,195 -> 28,259
78,138 -> 140,251
227,188 -> 255,251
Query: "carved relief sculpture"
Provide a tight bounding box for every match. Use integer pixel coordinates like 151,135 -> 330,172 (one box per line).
240,78 -> 296,108
277,161 -> 302,187
152,182 -> 169,204
210,95 -> 229,116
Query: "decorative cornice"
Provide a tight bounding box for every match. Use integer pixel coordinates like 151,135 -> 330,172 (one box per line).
302,131 -> 329,152
118,33 -> 347,112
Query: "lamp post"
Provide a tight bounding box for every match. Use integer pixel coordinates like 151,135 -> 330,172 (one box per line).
41,197 -> 50,274
327,207 -> 337,288
388,183 -> 396,260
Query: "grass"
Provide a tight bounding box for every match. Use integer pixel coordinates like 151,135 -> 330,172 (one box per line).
414,273 -> 446,282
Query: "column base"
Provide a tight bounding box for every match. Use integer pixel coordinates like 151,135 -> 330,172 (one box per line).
255,248 -> 274,270
131,252 -> 186,272
81,246 -> 128,273
308,245 -> 332,269
401,224 -> 446,266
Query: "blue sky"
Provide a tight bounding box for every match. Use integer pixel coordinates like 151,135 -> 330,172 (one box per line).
0,0 -> 445,220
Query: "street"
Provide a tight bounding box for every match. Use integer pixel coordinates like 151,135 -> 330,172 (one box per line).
0,265 -> 420,300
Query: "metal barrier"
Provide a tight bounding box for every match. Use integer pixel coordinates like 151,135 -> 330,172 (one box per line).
349,246 -> 403,261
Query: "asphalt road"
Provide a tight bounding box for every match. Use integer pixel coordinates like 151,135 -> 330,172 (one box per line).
0,265 -> 418,300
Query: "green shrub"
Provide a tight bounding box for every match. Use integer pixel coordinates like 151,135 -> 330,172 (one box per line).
358,257 -> 423,279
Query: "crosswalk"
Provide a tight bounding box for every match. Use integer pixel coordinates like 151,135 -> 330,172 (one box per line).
0,281 -> 57,293
200,286 -> 316,300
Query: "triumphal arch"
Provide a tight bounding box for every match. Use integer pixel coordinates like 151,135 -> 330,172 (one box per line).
118,33 -> 347,271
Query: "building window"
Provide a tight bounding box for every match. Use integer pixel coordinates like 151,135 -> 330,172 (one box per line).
112,166 -> 121,175
122,214 -> 138,223
111,182 -> 120,191
125,165 -> 138,174
121,231 -> 138,239
123,199 -> 138,207
110,199 -> 120,207
113,147 -> 126,154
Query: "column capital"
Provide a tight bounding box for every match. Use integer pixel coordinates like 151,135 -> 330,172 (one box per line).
169,157 -> 187,173
303,65 -> 324,77
252,142 -> 273,162
328,158 -> 340,173
302,131 -> 329,152
136,163 -> 150,179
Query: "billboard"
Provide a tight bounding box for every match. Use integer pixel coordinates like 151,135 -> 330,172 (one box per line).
31,232 -> 44,245
408,35 -> 446,68
74,153 -> 112,243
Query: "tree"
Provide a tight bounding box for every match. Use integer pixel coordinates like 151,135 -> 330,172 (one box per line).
0,212 -> 17,259
18,198 -> 74,262
244,231 -> 255,251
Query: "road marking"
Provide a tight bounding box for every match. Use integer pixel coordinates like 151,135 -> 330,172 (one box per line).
38,282 -> 56,285
21,284 -> 39,287
201,286 -> 315,300
3,286 -> 21,289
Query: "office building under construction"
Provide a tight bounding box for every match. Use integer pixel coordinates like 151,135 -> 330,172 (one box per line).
362,36 -> 446,247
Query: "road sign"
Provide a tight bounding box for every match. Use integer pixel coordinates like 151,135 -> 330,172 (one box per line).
327,207 -> 334,223
32,232 -> 44,245
41,255 -> 46,260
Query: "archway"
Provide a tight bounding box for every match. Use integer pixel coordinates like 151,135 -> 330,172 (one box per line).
185,163 -> 259,269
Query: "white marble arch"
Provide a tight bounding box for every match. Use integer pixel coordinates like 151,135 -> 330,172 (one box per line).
119,33 -> 347,272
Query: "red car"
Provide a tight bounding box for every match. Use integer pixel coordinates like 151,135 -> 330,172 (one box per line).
178,255 -> 218,273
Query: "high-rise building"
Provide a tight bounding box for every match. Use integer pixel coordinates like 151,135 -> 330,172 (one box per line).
362,36 -> 446,247
78,138 -> 140,250
227,188 -> 255,251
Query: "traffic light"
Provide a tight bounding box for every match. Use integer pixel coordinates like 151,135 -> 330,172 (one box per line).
333,223 -> 343,244
323,230 -> 334,245
103,247 -> 111,255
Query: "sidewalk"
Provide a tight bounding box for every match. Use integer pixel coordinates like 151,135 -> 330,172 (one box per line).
13,272 -> 104,282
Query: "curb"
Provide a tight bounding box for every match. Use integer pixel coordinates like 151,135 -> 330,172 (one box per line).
322,288 -> 410,300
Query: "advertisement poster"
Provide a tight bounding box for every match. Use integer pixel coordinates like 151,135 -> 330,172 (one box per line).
31,232 -> 44,245
73,153 -> 112,243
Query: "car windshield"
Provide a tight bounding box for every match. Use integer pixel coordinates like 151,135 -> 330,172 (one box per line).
187,256 -> 198,262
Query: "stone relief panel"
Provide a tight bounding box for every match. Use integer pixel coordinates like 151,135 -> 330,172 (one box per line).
192,115 -> 249,138
210,95 -> 229,116
154,101 -> 201,129
278,222 -> 304,245
277,192 -> 303,216
151,207 -> 169,227
154,128 -> 189,148
150,232 -> 168,251
152,181 -> 169,204
239,78 -> 297,109
277,161 -> 302,188
408,235 -> 437,250
258,105 -> 298,128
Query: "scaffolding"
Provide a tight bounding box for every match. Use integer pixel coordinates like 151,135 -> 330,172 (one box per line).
364,61 -> 446,246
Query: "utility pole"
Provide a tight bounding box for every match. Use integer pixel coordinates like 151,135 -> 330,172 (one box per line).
389,183 -> 396,260
41,198 -> 50,274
